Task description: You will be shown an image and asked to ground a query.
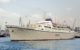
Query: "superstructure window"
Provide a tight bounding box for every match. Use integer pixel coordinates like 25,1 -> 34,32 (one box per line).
44,26 -> 51,28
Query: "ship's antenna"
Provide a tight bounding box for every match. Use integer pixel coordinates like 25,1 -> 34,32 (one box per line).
35,8 -> 47,19
43,10 -> 47,20
28,19 -> 30,25
5,21 -> 8,25
63,20 -> 66,25
54,17 -> 56,23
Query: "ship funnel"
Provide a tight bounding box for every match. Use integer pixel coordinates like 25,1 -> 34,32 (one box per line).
45,18 -> 52,22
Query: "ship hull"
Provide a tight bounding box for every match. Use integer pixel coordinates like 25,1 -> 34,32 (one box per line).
8,27 -> 75,41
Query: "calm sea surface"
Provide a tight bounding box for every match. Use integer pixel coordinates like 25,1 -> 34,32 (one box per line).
0,37 -> 80,50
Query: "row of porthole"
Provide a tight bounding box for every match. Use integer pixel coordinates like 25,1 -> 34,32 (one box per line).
11,30 -> 60,37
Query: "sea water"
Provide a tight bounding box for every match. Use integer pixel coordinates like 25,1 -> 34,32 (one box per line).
0,37 -> 80,50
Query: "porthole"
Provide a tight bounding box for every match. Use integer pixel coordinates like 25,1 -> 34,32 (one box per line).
55,34 -> 60,36
12,30 -> 14,32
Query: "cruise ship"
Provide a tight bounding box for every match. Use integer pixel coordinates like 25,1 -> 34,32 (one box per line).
6,18 -> 76,41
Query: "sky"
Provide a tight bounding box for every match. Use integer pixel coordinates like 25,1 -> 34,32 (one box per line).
0,0 -> 80,29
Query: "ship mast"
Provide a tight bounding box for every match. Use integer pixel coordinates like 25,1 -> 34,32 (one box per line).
19,17 -> 23,27
72,17 -> 77,29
